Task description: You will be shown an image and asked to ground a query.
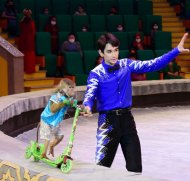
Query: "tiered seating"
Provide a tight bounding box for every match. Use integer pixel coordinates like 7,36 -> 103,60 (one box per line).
153,0 -> 190,78
64,52 -> 88,85
35,32 -> 57,77
90,15 -> 106,32
0,0 -> 177,88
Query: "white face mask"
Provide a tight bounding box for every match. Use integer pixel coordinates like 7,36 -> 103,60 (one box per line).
69,39 -> 75,43
153,25 -> 158,30
82,28 -> 87,32
117,27 -> 123,31
51,21 -> 56,25
136,38 -> 141,43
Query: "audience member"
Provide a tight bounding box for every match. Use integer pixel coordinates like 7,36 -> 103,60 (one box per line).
81,25 -> 89,32
1,0 -> 17,37
163,59 -> 183,79
132,33 -> 145,50
45,15 -> 59,54
128,53 -> 146,81
116,24 -> 124,32
150,22 -> 159,49
96,55 -> 103,65
19,8 -> 36,74
74,5 -> 87,16
60,33 -> 82,55
108,6 -> 118,15
129,48 -> 137,59
42,7 -> 49,14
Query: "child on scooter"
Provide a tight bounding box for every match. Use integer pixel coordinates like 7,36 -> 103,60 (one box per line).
39,78 -> 76,159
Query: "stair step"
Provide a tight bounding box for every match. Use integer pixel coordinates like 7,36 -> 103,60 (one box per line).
163,27 -> 185,32
172,38 -> 190,43
172,42 -> 179,47
154,12 -> 176,16
0,33 -> 8,39
177,60 -> 190,66
7,38 -> 15,44
172,32 -> 184,38
184,73 -> 190,79
153,3 -> 170,8
162,17 -> 179,21
178,54 -> 190,61
24,78 -> 54,87
153,0 -> 167,3
24,70 -> 47,79
153,7 -> 174,13
172,42 -> 189,48
24,85 -> 54,92
181,67 -> 190,72
162,22 -> 183,26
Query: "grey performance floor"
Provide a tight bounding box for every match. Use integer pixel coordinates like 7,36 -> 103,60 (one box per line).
16,106 -> 190,181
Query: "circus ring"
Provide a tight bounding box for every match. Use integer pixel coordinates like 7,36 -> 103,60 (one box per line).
1,79 -> 190,180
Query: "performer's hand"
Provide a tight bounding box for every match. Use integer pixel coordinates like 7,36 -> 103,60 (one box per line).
177,33 -> 189,53
80,105 -> 92,117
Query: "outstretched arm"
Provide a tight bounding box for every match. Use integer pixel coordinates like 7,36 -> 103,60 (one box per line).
177,33 -> 189,53
129,33 -> 190,73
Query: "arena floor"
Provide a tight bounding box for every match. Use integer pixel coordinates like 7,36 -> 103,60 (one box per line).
15,105 -> 190,181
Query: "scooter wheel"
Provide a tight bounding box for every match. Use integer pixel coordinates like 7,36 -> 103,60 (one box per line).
60,159 -> 73,173
25,145 -> 32,159
33,156 -> 40,162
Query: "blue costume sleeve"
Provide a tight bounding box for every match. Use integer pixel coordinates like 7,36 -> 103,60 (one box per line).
128,48 -> 180,73
83,72 -> 99,110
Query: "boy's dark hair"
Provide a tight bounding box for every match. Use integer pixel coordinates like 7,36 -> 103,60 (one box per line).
97,33 -> 120,52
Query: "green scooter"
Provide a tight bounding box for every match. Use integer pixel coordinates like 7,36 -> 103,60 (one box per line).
25,101 -> 82,173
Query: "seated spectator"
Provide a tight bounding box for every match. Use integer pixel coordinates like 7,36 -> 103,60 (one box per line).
150,22 -> 159,49
1,0 -> 17,37
116,24 -> 124,32
42,7 -> 49,14
108,6 -> 118,15
132,33 -> 145,50
128,48 -> 137,59
74,5 -> 87,16
60,33 -> 82,55
128,53 -> 146,81
163,59 -> 183,79
81,25 -> 89,32
45,15 -> 59,54
96,55 -> 103,65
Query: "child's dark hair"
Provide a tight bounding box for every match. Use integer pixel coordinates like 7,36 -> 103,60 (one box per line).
97,33 -> 120,52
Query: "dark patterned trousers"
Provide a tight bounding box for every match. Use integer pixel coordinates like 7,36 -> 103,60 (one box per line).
95,109 -> 142,172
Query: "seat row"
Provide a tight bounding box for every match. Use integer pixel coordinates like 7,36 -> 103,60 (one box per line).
35,31 -> 172,55
0,0 -> 153,17
61,50 -> 169,85
33,14 -> 162,36
36,33 -> 171,85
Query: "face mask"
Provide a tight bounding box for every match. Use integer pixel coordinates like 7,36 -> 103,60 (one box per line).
136,38 -> 141,43
82,28 -> 87,32
69,39 -> 75,43
117,27 -> 123,31
51,21 -> 56,25
153,25 -> 158,30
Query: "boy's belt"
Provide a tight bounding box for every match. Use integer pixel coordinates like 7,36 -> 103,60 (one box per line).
99,107 -> 131,115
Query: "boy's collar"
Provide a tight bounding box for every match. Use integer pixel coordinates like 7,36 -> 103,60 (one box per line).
102,59 -> 119,69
